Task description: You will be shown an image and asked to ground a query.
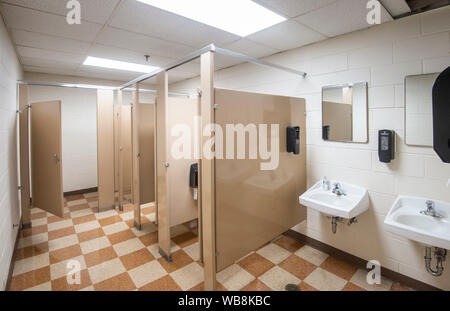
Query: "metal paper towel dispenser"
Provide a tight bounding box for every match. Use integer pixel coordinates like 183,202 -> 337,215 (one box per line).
286,126 -> 300,155
189,163 -> 198,188
432,66 -> 450,163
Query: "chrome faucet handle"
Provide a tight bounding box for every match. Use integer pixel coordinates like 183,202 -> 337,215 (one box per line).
322,177 -> 330,190
426,200 -> 435,210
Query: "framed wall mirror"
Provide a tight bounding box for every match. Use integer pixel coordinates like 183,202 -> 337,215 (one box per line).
322,82 -> 368,143
405,73 -> 439,147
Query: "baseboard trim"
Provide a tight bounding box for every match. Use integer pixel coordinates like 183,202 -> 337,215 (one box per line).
284,229 -> 442,291
5,217 -> 22,291
64,187 -> 98,197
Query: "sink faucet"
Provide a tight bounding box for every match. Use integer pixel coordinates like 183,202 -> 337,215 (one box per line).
420,200 -> 443,218
332,183 -> 346,196
322,176 -> 330,191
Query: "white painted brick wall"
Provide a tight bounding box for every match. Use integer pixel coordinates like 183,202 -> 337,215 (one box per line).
171,6 -> 450,290
0,14 -> 22,290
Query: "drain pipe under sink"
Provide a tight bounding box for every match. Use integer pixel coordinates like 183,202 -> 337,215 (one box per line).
424,247 -> 447,277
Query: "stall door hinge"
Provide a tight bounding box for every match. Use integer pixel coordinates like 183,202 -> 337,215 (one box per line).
16,109 -> 23,114
213,103 -> 219,110
18,186 -> 24,191
26,104 -> 31,109
197,88 -> 202,97
215,251 -> 220,257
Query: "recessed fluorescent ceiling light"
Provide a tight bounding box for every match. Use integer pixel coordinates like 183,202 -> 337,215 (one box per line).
83,56 -> 159,73
136,0 -> 286,37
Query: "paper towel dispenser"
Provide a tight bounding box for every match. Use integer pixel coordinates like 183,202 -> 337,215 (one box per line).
286,126 -> 300,155
189,163 -> 198,188
432,66 -> 450,163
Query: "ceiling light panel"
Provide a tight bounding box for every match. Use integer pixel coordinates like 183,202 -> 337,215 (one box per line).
136,0 -> 287,37
83,56 -> 159,73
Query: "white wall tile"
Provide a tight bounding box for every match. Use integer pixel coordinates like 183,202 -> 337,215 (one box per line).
423,56 -> 450,74
371,61 -> 422,86
310,53 -> 348,76
0,15 -> 22,291
369,86 -> 395,108
421,6 -> 450,35
349,43 -> 393,69
394,84 -> 405,107
371,152 -> 425,178
424,156 -> 450,181
370,108 -> 404,130
394,33 -> 450,63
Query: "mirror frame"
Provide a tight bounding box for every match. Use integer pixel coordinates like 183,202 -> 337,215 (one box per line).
321,81 -> 369,144
404,72 -> 440,147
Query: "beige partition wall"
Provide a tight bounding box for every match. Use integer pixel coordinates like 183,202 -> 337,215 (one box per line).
200,52 -> 216,290
138,103 -> 156,204
214,89 -> 307,272
131,85 -> 141,229
156,72 -> 171,260
18,84 -> 31,227
97,90 -> 115,211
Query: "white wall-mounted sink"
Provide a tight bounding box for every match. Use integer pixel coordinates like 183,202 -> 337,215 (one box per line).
299,180 -> 369,219
384,196 -> 450,250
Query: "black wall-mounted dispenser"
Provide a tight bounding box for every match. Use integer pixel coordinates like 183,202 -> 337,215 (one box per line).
286,126 -> 300,155
322,125 -> 330,141
189,163 -> 198,188
189,163 -> 198,201
432,66 -> 450,163
378,130 -> 395,163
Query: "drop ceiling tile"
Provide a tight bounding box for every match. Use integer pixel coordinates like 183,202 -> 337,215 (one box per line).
11,29 -> 91,54
109,0 -> 239,48
295,0 -> 393,37
252,0 -> 338,18
21,57 -> 80,71
247,20 -> 326,51
1,4 -> 102,41
1,0 -> 120,24
96,26 -> 194,59
23,65 -> 76,76
379,0 -> 410,17
222,39 -> 280,59
17,46 -> 85,64
74,66 -> 140,82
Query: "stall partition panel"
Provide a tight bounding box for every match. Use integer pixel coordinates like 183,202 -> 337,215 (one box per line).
97,90 -> 115,210
30,100 -> 64,218
214,89 -> 307,272
122,106 -> 132,193
19,84 -> 31,226
131,86 -> 141,229
138,103 -> 156,204
167,97 -> 200,227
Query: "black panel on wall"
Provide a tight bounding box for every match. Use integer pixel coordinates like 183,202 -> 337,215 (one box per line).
432,66 -> 450,163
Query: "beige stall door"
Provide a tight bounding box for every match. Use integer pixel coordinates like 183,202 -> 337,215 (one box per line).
167,97 -> 199,226
138,103 -> 155,204
97,90 -> 115,210
214,89 -> 307,272
31,100 -> 64,218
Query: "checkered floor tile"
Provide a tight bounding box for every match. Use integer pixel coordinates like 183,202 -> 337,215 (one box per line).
9,193 -> 413,291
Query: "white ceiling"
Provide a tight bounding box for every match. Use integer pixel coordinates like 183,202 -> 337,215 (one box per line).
0,0 -> 397,84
